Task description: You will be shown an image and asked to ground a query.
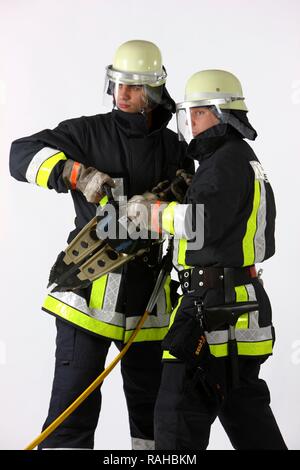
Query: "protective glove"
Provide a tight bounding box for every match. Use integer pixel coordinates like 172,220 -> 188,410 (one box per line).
151,169 -> 193,203
127,194 -> 167,234
63,159 -> 115,204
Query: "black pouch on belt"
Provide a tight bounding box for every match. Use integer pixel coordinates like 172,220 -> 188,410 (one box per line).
162,300 -> 209,367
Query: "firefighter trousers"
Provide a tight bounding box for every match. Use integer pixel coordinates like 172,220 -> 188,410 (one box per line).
38,318 -> 163,449
154,358 -> 287,450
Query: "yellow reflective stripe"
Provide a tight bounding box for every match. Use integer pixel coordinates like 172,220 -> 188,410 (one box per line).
36,152 -> 67,188
242,180 -> 261,266
163,275 -> 172,314
237,340 -> 273,356
209,340 -> 273,357
209,343 -> 228,357
162,350 -> 177,360
89,275 -> 108,310
124,326 -> 169,343
43,294 -> 169,343
235,285 -> 249,329
43,295 -> 124,340
162,201 -> 177,234
162,296 -> 183,360
178,239 -> 190,269
99,195 -> 108,207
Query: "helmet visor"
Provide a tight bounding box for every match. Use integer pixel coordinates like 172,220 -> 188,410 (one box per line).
103,74 -> 164,112
106,64 -> 166,86
176,99 -> 230,143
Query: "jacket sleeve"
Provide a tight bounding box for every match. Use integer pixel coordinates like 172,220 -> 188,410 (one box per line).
161,150 -> 251,244
9,117 -> 88,193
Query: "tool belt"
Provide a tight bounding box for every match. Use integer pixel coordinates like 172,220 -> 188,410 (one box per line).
178,265 -> 257,294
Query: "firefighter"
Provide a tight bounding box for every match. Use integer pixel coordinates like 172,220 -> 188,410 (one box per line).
127,69 -> 287,449
9,40 -> 193,449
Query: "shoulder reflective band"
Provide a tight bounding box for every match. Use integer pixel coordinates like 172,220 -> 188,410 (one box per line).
162,201 -> 177,235
70,161 -> 81,190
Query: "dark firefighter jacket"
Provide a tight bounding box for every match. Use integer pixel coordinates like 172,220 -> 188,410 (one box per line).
10,102 -> 194,342
161,124 -> 276,361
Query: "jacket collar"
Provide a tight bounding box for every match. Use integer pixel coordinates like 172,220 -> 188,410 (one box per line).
187,124 -> 242,162
111,86 -> 175,137
112,104 -> 173,137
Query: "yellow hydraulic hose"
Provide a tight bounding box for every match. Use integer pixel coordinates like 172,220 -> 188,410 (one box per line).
24,308 -> 151,450
24,233 -> 173,451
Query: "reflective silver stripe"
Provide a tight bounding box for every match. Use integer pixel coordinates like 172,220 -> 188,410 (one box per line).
245,283 -> 256,301
245,284 -> 259,329
206,326 -> 272,344
51,288 -> 124,327
126,312 -> 170,331
26,147 -> 61,183
249,161 -> 268,263
172,238 -> 184,271
236,326 -> 273,342
49,288 -> 170,331
254,180 -> 267,262
131,437 -> 155,450
102,272 -> 122,313
205,330 -> 228,344
51,290 -> 90,315
250,161 -> 268,181
174,204 -> 189,238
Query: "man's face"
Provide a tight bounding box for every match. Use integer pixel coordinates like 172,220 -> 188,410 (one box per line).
190,107 -> 220,137
115,84 -> 147,113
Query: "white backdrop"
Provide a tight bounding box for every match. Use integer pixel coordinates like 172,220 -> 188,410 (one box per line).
1,0 -> 299,450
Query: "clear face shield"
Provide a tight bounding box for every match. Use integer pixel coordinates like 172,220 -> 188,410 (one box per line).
176,99 -> 230,144
103,65 -> 167,113
176,95 -> 247,143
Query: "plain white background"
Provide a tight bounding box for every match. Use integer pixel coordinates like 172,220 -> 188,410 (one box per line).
1,0 -> 300,450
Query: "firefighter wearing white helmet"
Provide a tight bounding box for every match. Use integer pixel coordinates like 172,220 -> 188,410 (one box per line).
9,40 -> 193,449
176,69 -> 257,143
104,40 -> 168,113
124,69 -> 287,449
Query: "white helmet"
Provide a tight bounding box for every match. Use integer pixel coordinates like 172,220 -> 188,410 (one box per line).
103,40 -> 167,112
176,70 -> 255,142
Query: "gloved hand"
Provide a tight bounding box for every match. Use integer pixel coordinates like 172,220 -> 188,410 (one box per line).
127,194 -> 167,234
151,180 -> 170,200
63,159 -> 115,204
151,169 -> 193,203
